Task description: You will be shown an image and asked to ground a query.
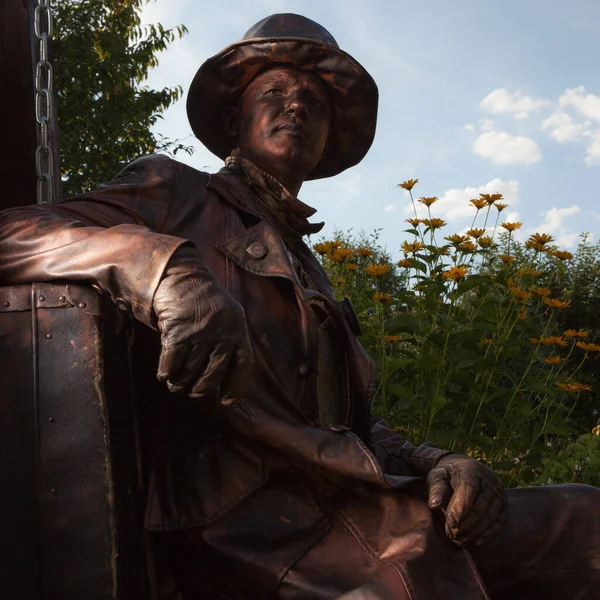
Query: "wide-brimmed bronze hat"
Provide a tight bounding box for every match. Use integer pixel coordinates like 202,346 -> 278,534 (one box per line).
186,13 -> 378,180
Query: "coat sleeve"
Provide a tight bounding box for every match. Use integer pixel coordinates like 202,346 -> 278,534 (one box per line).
0,154 -> 189,328
370,417 -> 453,476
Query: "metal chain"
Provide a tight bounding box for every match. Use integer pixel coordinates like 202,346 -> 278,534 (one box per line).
34,0 -> 54,204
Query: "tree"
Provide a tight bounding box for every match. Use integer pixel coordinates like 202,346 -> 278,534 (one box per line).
54,0 -> 192,197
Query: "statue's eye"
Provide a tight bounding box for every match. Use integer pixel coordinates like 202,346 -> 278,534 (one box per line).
311,98 -> 325,109
264,88 -> 282,96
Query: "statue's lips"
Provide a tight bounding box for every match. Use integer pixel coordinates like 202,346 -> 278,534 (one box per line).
273,123 -> 307,138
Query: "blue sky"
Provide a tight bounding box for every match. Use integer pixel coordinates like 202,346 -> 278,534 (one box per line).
141,0 -> 600,257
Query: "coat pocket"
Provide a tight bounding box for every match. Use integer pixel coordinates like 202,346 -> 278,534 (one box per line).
144,433 -> 269,531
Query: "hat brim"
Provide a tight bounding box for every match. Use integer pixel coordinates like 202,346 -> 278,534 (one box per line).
186,38 -> 378,180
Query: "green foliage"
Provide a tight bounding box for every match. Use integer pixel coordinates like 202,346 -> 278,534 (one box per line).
54,0 -> 193,196
541,434 -> 600,487
314,184 -> 600,487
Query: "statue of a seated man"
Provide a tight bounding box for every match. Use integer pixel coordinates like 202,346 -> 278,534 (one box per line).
0,13 -> 598,599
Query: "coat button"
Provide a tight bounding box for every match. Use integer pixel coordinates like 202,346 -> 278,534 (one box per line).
246,242 -> 268,260
298,358 -> 311,376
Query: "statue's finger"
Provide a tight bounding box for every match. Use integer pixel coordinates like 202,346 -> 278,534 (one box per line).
454,488 -> 494,537
446,478 -> 480,527
427,467 -> 452,509
157,342 -> 187,382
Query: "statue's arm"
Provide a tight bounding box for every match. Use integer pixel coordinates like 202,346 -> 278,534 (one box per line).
370,417 -> 453,477
0,154 -> 186,327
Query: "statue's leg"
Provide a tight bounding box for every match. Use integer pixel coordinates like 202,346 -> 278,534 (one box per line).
156,474 -> 490,599
471,484 -> 600,599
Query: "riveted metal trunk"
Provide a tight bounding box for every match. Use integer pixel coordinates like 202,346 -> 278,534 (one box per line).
0,282 -> 150,598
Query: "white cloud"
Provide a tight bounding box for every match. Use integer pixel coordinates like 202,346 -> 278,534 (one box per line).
537,205 -> 581,234
541,112 -> 586,143
480,88 -> 550,118
585,130 -> 600,165
406,178 -> 519,222
520,206 -> 582,249
559,86 -> 600,124
463,123 -> 475,132
473,131 -> 542,165
479,118 -> 495,132
384,203 -> 397,213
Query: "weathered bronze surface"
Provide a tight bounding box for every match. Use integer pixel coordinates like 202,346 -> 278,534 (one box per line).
0,284 -> 150,598
0,11 -> 599,599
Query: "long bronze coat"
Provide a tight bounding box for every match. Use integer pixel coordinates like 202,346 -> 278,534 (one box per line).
8,155 -> 596,599
0,154 -> 451,525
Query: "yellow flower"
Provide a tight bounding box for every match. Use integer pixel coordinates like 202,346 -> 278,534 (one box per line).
330,248 -> 353,263
501,221 -> 522,232
402,240 -> 426,254
508,278 -> 531,302
365,263 -> 391,277
418,196 -> 438,207
478,236 -> 494,248
543,298 -> 570,310
470,198 -> 487,210
545,356 -> 565,365
498,254 -> 515,264
541,336 -> 568,347
357,247 -> 375,257
516,268 -> 542,278
530,338 -> 539,344
313,241 -> 337,255
551,250 -> 574,261
346,263 -> 359,271
466,228 -> 486,239
518,311 -> 527,320
373,292 -> 393,304
480,338 -> 493,346
422,218 -> 446,229
576,342 -> 600,352
445,234 -> 469,245
333,278 -> 346,285
384,335 -> 401,343
525,233 -> 554,252
570,382 -> 592,392
397,259 -> 413,268
459,241 -> 476,252
592,425 -> 600,436
405,218 -> 422,227
509,287 -> 531,302
480,192 -> 503,205
398,179 -> 418,191
532,287 -> 552,297
442,265 -> 469,281
564,329 -> 589,339
495,202 -> 508,212
555,381 -> 592,393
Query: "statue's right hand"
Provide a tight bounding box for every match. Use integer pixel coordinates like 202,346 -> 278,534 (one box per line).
152,250 -> 253,404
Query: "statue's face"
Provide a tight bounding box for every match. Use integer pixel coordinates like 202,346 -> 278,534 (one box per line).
234,66 -> 332,186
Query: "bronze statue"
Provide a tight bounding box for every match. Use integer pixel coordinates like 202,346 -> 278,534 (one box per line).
0,13 -> 599,599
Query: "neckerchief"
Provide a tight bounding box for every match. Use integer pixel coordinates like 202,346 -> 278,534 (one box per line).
225,149 -> 325,239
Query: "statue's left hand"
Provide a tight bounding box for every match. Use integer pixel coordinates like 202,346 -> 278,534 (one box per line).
426,454 -> 507,547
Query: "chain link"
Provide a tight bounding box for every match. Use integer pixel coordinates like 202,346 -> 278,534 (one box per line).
34,0 -> 55,204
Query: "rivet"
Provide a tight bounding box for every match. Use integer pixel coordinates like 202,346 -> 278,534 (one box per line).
38,295 -> 46,302
2,301 -> 9,307
45,333 -> 52,339
58,296 -> 66,303
298,359 -> 311,376
78,302 -> 87,309
50,488 -> 56,495
48,417 -> 55,423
